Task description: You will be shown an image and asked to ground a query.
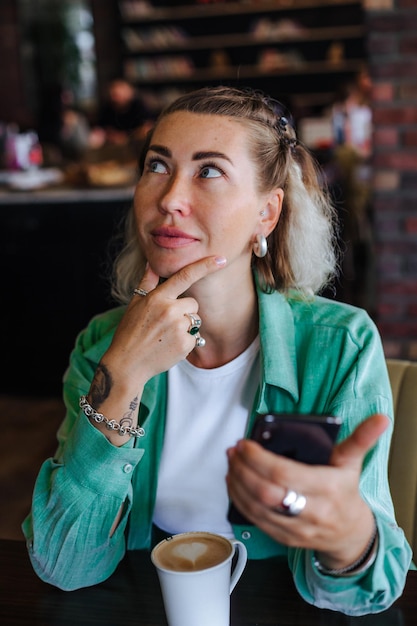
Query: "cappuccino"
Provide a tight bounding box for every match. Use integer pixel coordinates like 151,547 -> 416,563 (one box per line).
152,532 -> 232,572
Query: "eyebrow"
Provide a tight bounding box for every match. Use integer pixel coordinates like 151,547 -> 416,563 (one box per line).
148,145 -> 232,164
192,151 -> 232,164
148,144 -> 171,157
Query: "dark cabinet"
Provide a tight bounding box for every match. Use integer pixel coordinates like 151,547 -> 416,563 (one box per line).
0,192 -> 131,395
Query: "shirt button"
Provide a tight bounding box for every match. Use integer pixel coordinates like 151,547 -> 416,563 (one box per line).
123,463 -> 133,474
241,531 -> 251,540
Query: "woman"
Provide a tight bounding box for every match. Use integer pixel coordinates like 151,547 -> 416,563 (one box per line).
23,86 -> 411,614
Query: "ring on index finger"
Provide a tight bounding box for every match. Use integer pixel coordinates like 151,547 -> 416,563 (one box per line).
185,313 -> 202,336
133,287 -> 148,297
272,489 -> 306,517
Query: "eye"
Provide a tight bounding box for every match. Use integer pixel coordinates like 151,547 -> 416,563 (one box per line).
200,164 -> 224,179
147,158 -> 168,174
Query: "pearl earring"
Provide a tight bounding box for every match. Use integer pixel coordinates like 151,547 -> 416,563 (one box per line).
260,210 -> 266,216
253,234 -> 268,258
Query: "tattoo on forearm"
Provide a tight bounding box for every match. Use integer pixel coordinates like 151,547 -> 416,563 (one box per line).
89,365 -> 139,430
120,396 -> 139,429
89,363 -> 113,408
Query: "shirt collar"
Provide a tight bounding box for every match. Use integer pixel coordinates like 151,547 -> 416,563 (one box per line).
81,285 -> 300,411
256,285 -> 299,409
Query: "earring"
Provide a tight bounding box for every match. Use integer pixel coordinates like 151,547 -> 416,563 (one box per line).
253,234 -> 268,258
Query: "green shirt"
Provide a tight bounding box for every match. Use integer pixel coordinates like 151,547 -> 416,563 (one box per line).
23,288 -> 412,615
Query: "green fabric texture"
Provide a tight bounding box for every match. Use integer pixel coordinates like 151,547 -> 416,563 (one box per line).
22,287 -> 412,615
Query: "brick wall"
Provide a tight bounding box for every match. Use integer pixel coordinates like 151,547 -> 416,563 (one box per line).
365,0 -> 417,359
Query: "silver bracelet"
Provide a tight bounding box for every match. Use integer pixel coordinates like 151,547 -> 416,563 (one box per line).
313,520 -> 379,577
79,396 -> 146,438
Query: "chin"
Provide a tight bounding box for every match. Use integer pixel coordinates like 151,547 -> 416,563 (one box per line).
148,251 -> 202,280
150,259 -> 190,280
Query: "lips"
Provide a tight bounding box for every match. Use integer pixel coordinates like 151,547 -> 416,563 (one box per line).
151,226 -> 198,248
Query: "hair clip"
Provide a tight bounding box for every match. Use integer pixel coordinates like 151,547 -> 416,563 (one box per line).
275,115 -> 297,150
279,116 -> 288,131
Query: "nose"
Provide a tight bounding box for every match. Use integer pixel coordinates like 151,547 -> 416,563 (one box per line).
159,173 -> 192,216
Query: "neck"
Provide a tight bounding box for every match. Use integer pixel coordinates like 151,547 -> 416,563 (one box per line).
186,268 -> 259,369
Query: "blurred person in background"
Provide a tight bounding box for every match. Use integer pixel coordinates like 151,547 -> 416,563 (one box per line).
331,66 -> 375,314
90,78 -> 153,149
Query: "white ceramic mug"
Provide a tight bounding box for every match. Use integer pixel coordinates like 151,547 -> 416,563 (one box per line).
151,531 -> 247,626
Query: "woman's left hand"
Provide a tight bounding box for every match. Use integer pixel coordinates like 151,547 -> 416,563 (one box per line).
226,413 -> 389,570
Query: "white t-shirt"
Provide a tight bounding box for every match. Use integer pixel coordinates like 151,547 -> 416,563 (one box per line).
153,336 -> 260,538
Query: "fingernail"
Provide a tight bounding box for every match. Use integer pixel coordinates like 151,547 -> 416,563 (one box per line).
215,256 -> 227,266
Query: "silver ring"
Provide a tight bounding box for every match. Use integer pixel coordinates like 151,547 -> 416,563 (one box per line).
185,313 -> 202,336
274,489 -> 306,517
195,333 -> 206,348
133,287 -> 148,297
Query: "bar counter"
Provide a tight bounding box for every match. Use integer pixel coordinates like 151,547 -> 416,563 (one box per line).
0,184 -> 134,396
0,539 -> 415,626
0,185 -> 134,205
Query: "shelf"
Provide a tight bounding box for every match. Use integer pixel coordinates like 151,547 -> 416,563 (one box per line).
123,25 -> 365,54
119,0 -> 366,117
124,58 -> 364,84
120,0 -> 363,23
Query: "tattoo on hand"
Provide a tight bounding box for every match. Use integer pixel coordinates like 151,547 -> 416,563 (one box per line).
120,396 -> 139,429
89,363 -> 113,408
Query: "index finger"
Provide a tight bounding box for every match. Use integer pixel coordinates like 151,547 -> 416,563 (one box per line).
161,255 -> 227,298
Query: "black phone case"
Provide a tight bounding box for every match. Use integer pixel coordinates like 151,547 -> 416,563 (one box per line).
228,413 -> 341,526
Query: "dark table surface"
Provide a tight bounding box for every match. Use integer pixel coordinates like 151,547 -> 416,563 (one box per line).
0,539 -> 415,625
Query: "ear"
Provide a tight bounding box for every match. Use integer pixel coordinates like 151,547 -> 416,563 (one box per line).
260,188 -> 284,237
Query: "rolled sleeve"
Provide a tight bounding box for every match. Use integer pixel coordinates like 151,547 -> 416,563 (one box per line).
289,513 -> 412,616
63,412 -> 145,496
22,413 -> 147,591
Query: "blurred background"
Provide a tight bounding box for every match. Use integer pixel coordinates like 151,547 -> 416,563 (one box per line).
0,0 -> 416,538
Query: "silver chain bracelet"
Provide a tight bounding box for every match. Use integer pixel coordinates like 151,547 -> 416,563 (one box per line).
313,518 -> 378,577
79,396 -> 145,438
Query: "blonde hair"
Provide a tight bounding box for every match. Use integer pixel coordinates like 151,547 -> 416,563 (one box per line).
111,86 -> 339,303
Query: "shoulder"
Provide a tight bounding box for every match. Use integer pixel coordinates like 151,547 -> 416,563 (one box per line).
84,306 -> 126,336
288,293 -> 378,345
288,292 -> 371,324
259,287 -> 378,348
74,306 -> 126,355
63,306 -> 126,393
258,289 -> 390,416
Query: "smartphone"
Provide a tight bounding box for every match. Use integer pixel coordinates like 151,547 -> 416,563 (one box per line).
227,413 -> 342,525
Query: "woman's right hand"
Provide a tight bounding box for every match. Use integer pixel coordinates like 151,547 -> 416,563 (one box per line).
107,255 -> 225,387
86,255 -> 225,444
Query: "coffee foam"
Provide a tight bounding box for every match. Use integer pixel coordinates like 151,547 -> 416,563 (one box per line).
154,533 -> 232,572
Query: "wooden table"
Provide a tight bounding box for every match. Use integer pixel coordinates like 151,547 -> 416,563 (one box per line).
0,539 -> 415,625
